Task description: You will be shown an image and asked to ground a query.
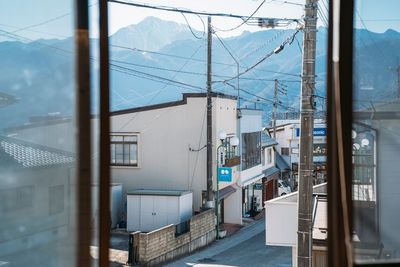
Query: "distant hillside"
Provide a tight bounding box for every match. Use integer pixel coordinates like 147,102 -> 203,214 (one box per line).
0,17 -> 399,129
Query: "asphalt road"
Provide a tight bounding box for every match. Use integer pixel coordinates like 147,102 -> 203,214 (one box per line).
167,219 -> 292,267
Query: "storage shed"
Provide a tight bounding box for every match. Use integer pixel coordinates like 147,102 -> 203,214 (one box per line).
127,189 -> 193,232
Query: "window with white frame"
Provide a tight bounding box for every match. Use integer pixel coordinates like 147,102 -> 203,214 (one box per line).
110,134 -> 138,166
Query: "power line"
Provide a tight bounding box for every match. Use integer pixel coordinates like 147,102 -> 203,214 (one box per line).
110,44 -> 301,78
112,58 -> 301,82
180,12 -> 205,39
215,28 -> 301,83
7,2 -> 98,34
108,0 -> 299,23
213,0 -> 267,32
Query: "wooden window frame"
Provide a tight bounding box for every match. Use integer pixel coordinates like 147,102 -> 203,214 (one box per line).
327,0 -> 399,266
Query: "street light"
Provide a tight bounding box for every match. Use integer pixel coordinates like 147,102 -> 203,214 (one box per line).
215,131 -> 239,239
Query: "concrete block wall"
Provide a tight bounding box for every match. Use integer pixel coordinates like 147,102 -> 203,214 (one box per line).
135,209 -> 216,266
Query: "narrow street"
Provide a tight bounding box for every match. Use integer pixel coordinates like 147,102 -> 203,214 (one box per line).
166,219 -> 292,267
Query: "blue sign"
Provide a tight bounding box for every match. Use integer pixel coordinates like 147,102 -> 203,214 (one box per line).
296,127 -> 326,137
218,167 -> 232,182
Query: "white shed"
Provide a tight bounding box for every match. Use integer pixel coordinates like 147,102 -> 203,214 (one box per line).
127,189 -> 193,232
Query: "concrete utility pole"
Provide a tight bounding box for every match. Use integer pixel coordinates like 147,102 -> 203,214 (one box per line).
297,0 -> 318,266
206,16 -> 214,208
273,79 -> 278,139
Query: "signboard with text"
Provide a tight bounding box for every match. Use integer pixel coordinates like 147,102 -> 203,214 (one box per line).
290,144 -> 326,156
296,127 -> 326,137
218,167 -> 232,182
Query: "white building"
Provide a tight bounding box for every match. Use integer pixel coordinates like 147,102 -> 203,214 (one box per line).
0,135 -> 75,263
265,183 -> 328,267
269,119 -> 327,186
238,109 -> 264,216
5,93 -> 269,227
109,93 -> 241,224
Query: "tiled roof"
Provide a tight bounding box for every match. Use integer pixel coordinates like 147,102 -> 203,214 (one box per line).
0,136 -> 74,168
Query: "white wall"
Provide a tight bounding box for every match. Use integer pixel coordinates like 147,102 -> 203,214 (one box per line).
0,166 -> 73,257
372,119 -> 400,255
265,200 -> 297,246
239,109 -> 263,186
262,147 -> 275,171
7,95 -> 240,222
240,109 -> 262,134
223,189 -> 242,224
111,96 -> 237,213
273,121 -> 326,166
179,193 -> 193,222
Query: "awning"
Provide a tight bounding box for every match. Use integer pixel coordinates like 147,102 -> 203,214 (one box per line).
275,152 -> 290,170
218,184 -> 240,201
263,166 -> 280,180
241,173 -> 264,187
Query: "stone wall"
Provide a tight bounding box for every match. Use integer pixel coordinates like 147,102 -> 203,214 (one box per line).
131,208 -> 216,266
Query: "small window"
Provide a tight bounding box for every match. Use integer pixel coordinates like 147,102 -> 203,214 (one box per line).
49,185 -> 64,215
242,132 -> 261,170
110,134 -> 138,166
281,147 -> 289,156
0,186 -> 34,212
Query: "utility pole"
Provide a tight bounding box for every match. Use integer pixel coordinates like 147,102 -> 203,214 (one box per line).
297,0 -> 318,267
273,79 -> 278,139
206,16 -> 214,209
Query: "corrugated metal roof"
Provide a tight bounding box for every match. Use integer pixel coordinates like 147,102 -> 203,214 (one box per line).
0,136 -> 74,168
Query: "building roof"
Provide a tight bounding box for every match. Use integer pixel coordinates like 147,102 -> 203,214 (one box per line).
261,132 -> 278,148
127,189 -> 192,196
275,152 -> 290,170
218,184 -> 240,201
111,92 -> 237,116
263,166 -> 280,179
0,136 -> 74,169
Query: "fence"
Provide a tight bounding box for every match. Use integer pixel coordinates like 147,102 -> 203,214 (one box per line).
127,208 -> 216,266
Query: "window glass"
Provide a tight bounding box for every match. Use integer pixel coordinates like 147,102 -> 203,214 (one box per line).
353,0 -> 400,262
124,135 -> 137,142
115,144 -> 124,164
111,135 -> 123,142
0,1 -> 77,266
130,145 -> 137,164
110,134 -> 138,166
242,132 -> 261,170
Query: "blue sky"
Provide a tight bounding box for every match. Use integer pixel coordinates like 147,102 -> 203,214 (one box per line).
0,0 -> 399,42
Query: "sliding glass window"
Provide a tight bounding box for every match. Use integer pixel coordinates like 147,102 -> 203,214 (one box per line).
0,1 -> 84,266
353,0 -> 400,263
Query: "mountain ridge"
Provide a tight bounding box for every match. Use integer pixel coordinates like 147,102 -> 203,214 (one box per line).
0,16 -> 399,129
